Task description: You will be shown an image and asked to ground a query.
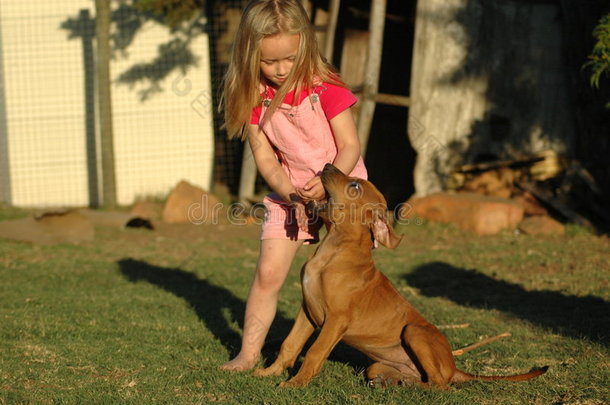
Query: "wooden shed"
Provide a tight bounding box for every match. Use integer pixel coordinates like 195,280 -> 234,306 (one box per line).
304,0 -> 609,207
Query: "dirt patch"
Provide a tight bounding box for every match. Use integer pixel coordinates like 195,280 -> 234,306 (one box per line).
0,210 -> 94,245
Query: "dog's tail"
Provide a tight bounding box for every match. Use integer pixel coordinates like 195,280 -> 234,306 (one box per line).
451,366 -> 549,383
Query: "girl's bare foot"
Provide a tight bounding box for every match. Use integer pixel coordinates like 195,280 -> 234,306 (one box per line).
218,353 -> 260,372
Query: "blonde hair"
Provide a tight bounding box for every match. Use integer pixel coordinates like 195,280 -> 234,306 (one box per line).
221,0 -> 345,139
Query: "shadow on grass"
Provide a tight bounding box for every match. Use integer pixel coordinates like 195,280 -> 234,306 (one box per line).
117,258 -> 370,374
118,258 -> 294,359
405,262 -> 610,345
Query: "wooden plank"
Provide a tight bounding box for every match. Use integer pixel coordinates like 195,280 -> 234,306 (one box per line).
353,89 -> 410,107
323,0 -> 341,62
373,93 -> 410,107
357,0 -> 386,156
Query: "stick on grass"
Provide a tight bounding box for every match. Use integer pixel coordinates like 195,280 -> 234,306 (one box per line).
438,323 -> 470,329
452,332 -> 512,356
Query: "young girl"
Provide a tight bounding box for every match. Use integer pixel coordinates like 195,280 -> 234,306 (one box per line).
218,0 -> 367,371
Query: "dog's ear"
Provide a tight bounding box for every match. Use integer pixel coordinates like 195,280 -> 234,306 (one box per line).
371,212 -> 402,249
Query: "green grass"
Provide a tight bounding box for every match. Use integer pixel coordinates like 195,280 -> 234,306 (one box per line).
0,214 -> 609,404
0,203 -> 29,222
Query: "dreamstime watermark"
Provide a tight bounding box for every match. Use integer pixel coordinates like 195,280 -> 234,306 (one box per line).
171,75 -> 213,120
186,196 -> 265,226
244,314 -> 268,345
186,194 -> 422,227
408,115 -> 447,155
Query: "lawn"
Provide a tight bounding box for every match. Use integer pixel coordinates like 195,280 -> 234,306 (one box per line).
0,208 -> 608,404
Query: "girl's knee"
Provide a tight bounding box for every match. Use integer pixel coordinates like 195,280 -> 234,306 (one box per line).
253,265 -> 286,292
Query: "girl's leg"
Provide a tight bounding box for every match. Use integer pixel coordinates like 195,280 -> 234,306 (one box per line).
218,238 -> 304,371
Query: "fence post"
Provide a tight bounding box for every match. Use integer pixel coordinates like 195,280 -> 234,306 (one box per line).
95,0 -> 116,208
0,5 -> 11,204
79,9 -> 99,207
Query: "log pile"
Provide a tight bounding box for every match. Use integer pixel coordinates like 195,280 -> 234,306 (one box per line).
400,150 -> 608,235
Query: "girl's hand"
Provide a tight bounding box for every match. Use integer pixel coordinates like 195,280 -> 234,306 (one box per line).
297,176 -> 325,201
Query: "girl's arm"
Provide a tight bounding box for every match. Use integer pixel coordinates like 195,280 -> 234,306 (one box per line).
299,108 -> 361,201
247,124 -> 308,230
329,108 -> 362,174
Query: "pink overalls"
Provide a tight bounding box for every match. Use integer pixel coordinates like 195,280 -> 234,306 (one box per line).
258,84 -> 368,242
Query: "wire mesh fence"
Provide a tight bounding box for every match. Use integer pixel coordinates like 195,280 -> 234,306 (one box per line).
0,0 -> 413,209
0,0 -> 227,207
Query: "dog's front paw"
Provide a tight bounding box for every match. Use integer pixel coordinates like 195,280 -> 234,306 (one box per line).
279,377 -> 310,388
252,365 -> 284,377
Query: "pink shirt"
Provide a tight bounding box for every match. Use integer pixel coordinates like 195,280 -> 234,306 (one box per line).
251,82 -> 358,125
254,82 -> 367,188
254,81 -> 368,243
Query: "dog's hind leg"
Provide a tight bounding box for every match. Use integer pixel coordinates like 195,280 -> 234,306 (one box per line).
253,306 -> 315,377
403,323 -> 456,389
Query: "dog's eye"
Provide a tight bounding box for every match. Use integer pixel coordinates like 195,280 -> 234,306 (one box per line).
346,180 -> 363,199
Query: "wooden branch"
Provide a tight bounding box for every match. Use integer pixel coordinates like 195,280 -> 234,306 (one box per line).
516,181 -> 595,230
455,157 -> 544,174
452,332 -> 511,356
437,323 -> 470,329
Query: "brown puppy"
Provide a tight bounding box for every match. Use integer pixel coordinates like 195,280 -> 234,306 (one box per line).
253,163 -> 548,388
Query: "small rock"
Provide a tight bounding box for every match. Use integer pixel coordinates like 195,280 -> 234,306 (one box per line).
162,180 -> 221,224
400,192 -> 524,235
519,215 -> 565,235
